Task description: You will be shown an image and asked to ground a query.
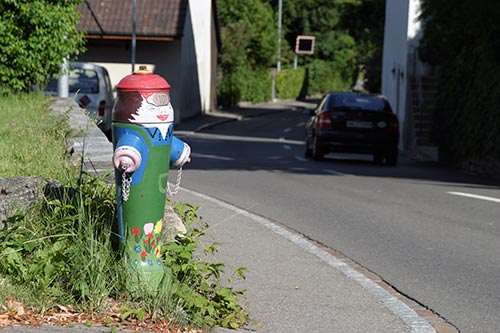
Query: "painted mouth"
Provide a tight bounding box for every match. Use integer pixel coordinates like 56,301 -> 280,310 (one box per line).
156,114 -> 169,121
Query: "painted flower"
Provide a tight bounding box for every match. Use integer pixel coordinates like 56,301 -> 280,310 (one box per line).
154,219 -> 163,234
147,233 -> 153,239
141,251 -> 148,260
134,245 -> 141,253
131,227 -> 140,237
133,260 -> 139,266
144,223 -> 154,235
148,260 -> 153,266
151,241 -> 156,247
157,259 -> 162,265
155,246 -> 161,258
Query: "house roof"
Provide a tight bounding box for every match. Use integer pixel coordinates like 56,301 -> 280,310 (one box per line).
78,0 -> 187,40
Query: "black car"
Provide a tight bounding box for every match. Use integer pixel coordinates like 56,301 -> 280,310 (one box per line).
305,92 -> 399,165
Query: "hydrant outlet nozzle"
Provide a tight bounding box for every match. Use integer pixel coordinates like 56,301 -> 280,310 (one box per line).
113,145 -> 142,173
119,158 -> 131,172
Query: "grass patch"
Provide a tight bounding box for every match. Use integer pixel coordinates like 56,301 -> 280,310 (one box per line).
0,93 -> 249,331
0,93 -> 76,181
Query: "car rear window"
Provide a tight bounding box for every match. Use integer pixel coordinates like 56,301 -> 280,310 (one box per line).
68,69 -> 99,94
327,94 -> 387,111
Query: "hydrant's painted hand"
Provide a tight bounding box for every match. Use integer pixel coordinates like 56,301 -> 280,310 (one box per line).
170,135 -> 191,169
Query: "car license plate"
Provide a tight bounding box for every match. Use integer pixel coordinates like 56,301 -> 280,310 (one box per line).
346,121 -> 373,129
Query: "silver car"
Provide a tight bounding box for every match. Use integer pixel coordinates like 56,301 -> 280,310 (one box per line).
46,62 -> 115,139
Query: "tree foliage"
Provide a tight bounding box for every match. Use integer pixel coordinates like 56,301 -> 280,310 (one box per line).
217,0 -> 386,105
419,1 -> 500,161
217,0 -> 276,106
0,0 -> 85,93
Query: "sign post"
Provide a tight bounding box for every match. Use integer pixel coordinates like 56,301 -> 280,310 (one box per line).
294,35 -> 316,69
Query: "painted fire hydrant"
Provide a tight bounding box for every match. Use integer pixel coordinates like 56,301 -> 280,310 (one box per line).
112,66 -> 191,293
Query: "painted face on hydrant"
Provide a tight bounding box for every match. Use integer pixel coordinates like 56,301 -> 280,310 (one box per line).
129,93 -> 174,140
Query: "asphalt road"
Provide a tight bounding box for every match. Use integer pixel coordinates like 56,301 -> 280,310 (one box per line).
176,103 -> 500,333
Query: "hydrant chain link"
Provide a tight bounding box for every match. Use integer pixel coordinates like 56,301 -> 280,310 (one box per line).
167,167 -> 182,196
122,172 -> 132,201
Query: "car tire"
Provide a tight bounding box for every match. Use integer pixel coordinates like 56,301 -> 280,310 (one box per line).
385,148 -> 398,166
305,137 -> 313,158
312,136 -> 324,161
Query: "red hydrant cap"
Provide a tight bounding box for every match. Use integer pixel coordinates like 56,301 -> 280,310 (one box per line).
117,66 -> 171,91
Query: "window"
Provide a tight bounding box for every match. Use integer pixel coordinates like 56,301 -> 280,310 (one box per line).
68,69 -> 99,94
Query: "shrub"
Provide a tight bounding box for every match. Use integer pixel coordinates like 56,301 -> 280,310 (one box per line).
276,67 -> 306,100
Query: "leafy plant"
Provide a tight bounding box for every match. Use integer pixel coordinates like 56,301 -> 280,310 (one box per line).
276,67 -> 306,99
163,203 -> 249,329
0,0 -> 85,93
419,0 -> 500,163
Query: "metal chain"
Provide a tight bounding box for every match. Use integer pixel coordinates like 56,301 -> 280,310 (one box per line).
167,167 -> 182,196
122,172 -> 132,202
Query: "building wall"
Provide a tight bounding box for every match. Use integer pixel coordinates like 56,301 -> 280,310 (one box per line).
179,3 -> 202,120
189,0 -> 214,114
381,0 -> 422,150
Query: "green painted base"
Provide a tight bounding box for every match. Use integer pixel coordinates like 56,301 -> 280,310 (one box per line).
126,262 -> 172,296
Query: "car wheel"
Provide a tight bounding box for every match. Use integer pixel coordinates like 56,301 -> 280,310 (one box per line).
385,148 -> 398,166
312,136 -> 324,161
305,136 -> 313,158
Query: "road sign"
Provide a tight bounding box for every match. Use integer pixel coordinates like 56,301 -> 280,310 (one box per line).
295,35 -> 315,55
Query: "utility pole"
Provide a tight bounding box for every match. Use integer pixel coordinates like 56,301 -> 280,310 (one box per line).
273,0 -> 282,102
277,0 -> 282,72
131,0 -> 136,73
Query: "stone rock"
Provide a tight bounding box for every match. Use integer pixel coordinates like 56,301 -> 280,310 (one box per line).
0,176 -> 64,228
162,204 -> 187,243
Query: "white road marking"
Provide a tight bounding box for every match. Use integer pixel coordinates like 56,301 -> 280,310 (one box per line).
283,127 -> 292,133
296,122 -> 305,127
295,155 -> 308,162
184,132 -> 303,145
180,187 -> 436,333
283,145 -> 291,150
447,191 -> 500,204
323,169 -> 350,176
191,153 -> 235,161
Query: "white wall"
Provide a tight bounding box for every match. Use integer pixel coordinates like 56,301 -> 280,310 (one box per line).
381,0 -> 421,149
189,0 -> 213,114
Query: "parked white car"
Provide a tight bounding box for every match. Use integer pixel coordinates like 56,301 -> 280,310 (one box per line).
45,62 -> 115,139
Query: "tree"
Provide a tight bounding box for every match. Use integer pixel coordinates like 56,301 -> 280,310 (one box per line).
337,0 -> 386,92
419,0 -> 500,162
267,0 -> 385,95
0,0 -> 85,93
217,0 -> 277,106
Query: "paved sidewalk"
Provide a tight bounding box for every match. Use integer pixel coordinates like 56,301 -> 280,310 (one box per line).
1,99 -> 449,332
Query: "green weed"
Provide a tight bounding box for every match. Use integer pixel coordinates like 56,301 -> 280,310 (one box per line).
162,203 -> 249,329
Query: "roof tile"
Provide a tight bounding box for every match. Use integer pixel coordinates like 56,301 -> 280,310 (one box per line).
78,0 -> 187,38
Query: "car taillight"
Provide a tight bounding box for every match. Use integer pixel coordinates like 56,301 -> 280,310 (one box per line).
387,118 -> 399,128
317,113 -> 332,128
98,100 -> 106,116
387,117 -> 399,134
